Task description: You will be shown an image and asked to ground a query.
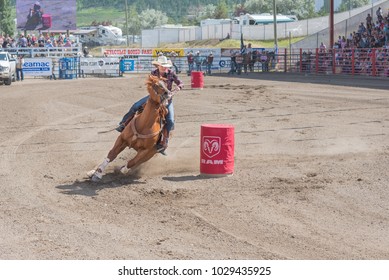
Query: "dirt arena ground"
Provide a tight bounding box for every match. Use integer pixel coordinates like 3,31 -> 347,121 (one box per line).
0,73 -> 388,260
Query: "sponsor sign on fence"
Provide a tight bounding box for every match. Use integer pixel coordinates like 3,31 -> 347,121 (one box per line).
23,58 -> 52,76
103,48 -> 153,57
80,58 -> 120,75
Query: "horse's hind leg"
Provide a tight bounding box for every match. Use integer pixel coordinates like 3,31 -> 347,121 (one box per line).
119,149 -> 156,174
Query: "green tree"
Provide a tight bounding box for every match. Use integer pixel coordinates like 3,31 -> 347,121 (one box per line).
234,3 -> 248,17
139,9 -> 168,30
244,0 -> 271,14
128,5 -> 141,35
274,0 -> 316,20
300,0 -> 317,20
214,0 -> 229,19
337,0 -> 369,12
203,4 -> 217,19
0,0 -> 14,35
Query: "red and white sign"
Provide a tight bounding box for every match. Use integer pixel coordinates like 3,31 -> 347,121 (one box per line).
103,48 -> 153,56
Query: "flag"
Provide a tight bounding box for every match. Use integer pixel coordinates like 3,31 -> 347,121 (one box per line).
240,33 -> 244,54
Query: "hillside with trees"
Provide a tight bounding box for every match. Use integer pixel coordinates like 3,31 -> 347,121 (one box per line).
1,0 -> 370,37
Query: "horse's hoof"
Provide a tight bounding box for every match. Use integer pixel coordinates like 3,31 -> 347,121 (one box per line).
120,165 -> 130,174
87,169 -> 96,178
91,175 -> 102,182
88,169 -> 102,182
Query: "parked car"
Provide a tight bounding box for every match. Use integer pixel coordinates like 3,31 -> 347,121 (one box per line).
0,51 -> 16,85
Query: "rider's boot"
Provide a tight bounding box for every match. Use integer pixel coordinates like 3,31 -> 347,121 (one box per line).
115,113 -> 135,132
156,129 -> 169,156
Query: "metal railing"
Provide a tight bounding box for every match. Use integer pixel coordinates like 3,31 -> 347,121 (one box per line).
0,46 -> 82,58
279,48 -> 389,77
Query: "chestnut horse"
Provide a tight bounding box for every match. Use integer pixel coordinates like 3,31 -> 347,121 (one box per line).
87,74 -> 171,182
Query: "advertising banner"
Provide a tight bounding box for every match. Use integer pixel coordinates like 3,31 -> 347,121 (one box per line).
152,49 -> 185,57
23,58 -> 52,76
103,48 -> 153,57
120,59 -> 135,72
80,58 -> 120,75
16,0 -> 77,31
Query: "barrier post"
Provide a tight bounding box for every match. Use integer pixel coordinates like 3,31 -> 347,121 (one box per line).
371,49 -> 376,77
351,49 -> 355,76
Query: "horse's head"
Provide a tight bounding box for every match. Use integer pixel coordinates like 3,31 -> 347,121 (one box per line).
146,75 -> 171,105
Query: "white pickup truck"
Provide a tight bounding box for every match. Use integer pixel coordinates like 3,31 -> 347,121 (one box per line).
0,51 -> 16,85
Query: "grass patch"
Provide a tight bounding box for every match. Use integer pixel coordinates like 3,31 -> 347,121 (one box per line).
77,7 -> 125,27
161,37 -> 306,49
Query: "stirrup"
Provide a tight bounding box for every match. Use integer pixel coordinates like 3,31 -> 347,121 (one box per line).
115,123 -> 125,132
156,143 -> 167,156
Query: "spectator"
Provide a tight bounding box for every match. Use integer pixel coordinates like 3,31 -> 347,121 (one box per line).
206,52 -> 214,75
186,51 -> 194,76
366,13 -> 373,32
319,42 -> 326,52
194,51 -> 202,71
228,50 -> 237,74
64,39 -> 72,47
18,34 -> 28,48
16,55 -> 25,81
235,53 -> 243,75
247,43 -> 254,72
45,39 -> 53,48
169,51 -> 179,73
260,52 -> 268,72
358,22 -> 367,34
376,7 -> 383,21
385,23 -> 389,45
83,46 -> 89,57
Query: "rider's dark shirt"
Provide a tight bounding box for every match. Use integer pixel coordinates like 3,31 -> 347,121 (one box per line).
151,68 -> 183,91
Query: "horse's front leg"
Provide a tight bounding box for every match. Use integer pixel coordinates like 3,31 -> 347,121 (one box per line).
88,136 -> 128,181
119,148 -> 157,175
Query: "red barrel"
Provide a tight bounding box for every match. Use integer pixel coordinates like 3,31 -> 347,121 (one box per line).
191,71 -> 204,89
42,14 -> 52,29
200,124 -> 234,176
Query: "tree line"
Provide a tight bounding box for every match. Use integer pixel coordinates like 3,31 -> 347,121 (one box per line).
1,0 -> 369,37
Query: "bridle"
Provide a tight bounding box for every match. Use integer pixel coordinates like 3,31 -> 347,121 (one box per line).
151,80 -> 171,105
130,78 -> 170,141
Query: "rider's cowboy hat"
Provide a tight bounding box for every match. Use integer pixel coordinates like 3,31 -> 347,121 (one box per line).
152,55 -> 172,68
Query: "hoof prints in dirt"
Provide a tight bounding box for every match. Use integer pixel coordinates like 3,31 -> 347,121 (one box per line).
207,84 -> 267,92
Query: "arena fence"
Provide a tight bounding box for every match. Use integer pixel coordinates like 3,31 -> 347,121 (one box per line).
279,48 -> 389,77
2,47 -> 388,79
1,46 -> 82,58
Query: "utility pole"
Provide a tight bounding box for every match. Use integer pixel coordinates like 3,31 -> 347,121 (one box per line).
330,0 -> 334,49
125,0 -> 129,46
330,0 -> 334,73
273,0 -> 278,50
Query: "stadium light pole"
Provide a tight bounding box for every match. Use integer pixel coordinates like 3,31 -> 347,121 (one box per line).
273,0 -> 278,50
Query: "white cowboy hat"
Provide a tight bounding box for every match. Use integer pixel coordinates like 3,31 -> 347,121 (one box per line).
152,55 -> 172,68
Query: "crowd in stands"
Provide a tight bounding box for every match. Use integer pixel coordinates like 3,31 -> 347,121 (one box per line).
332,7 -> 389,49
0,32 -> 78,49
299,7 -> 389,76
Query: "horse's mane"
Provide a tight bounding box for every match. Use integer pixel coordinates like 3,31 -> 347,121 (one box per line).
146,74 -> 167,96
146,74 -> 158,86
